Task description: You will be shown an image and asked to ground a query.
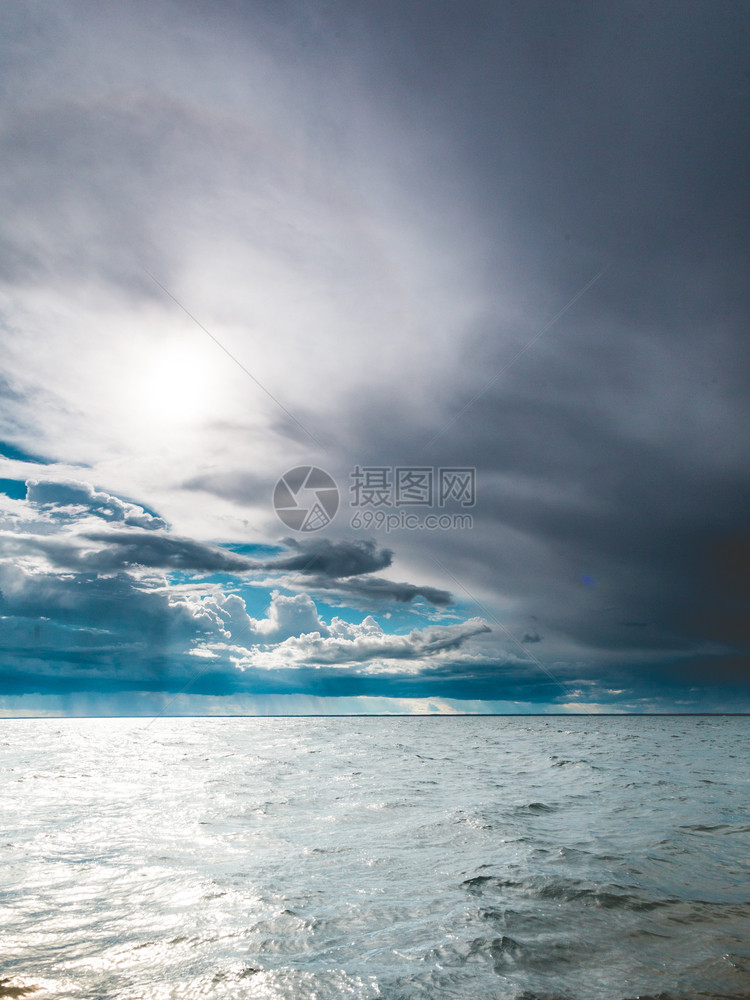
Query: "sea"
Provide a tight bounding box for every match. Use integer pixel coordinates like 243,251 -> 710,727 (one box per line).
1,715 -> 749,1000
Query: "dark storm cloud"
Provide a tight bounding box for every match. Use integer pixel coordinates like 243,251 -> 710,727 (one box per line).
351,1 -> 750,295
0,665 -> 488,701
0,529 -> 256,576
75,531 -> 452,606
80,530 -> 257,573
0,659 -> 535,702
301,574 -> 453,608
1,646 -> 740,708
0,562 -> 208,656
5,483 -> 450,603
346,362 -> 750,657
302,0 -> 750,701
440,378 -> 750,654
269,537 -> 393,577
26,525 -> 405,586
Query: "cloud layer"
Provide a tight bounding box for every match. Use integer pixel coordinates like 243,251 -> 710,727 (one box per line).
1,1 -> 749,713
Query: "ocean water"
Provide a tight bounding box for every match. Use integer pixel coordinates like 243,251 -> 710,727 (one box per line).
1,715 -> 749,1000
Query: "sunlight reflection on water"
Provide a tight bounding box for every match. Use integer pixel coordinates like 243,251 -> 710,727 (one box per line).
1,715 -> 749,999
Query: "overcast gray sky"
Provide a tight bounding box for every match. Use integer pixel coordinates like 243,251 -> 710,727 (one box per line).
1,0 -> 749,715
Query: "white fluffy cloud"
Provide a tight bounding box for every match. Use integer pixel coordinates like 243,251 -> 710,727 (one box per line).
26,479 -> 166,529
224,609 -> 491,672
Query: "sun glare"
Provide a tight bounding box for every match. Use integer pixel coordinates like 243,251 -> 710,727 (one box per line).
136,341 -> 220,427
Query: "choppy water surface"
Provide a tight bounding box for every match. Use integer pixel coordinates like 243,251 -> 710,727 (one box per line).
1,715 -> 749,999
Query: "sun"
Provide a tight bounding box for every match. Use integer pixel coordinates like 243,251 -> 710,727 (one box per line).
135,339 -> 221,427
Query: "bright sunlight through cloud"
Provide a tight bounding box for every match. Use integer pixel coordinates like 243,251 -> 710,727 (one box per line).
135,338 -> 222,428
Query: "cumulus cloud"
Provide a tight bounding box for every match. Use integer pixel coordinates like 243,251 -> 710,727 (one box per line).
274,616 -> 491,667
27,479 -> 166,529
0,543 -> 492,695
0,479 -> 483,704
229,590 -> 329,644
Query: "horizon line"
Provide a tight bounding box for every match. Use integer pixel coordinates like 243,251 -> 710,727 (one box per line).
0,712 -> 747,720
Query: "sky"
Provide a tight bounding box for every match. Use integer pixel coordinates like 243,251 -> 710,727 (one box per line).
1,0 -> 749,716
